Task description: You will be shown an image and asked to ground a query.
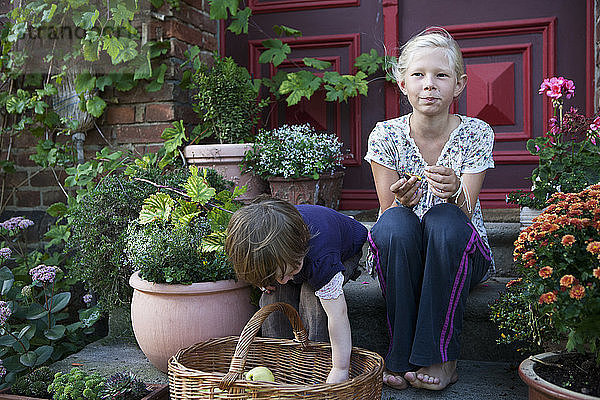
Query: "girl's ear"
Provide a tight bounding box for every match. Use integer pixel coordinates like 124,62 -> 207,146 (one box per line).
398,79 -> 407,95
454,74 -> 467,98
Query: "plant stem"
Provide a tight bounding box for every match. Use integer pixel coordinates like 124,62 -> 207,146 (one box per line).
7,330 -> 27,353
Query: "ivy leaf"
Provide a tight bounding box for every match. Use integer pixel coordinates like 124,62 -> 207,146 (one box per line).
279,70 -> 322,105
134,52 -> 152,81
85,95 -> 106,117
113,38 -> 138,64
259,39 -> 291,67
95,75 -> 113,91
354,49 -> 384,75
111,3 -> 135,27
185,166 -> 216,204
161,120 -> 186,154
102,35 -> 124,61
272,25 -> 302,37
227,7 -> 251,34
78,10 -> 99,30
139,193 -> 174,224
75,71 -> 96,93
303,57 -> 331,70
209,0 -> 239,20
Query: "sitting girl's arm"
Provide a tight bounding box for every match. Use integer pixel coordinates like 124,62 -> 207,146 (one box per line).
319,293 -> 351,384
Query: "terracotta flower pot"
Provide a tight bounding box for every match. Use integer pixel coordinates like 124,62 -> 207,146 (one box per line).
129,272 -> 256,372
519,352 -> 598,400
183,143 -> 268,203
268,171 -> 345,210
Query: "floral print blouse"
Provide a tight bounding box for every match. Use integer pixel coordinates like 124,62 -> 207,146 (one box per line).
365,114 -> 496,270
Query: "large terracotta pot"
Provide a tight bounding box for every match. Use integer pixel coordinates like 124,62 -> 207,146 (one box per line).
519,352 -> 598,400
268,171 -> 345,210
129,272 -> 256,372
183,143 -> 267,203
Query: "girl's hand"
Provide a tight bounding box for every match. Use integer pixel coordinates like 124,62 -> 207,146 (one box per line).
423,165 -> 460,200
326,367 -> 349,384
389,175 -> 422,207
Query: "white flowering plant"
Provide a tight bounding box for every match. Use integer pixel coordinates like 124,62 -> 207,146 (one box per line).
241,124 -> 345,180
0,217 -> 101,389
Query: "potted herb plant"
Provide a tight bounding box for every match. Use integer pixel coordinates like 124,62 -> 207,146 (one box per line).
490,184 -> 600,399
241,123 -> 345,209
507,77 -> 600,228
182,50 -> 269,202
126,166 -> 256,372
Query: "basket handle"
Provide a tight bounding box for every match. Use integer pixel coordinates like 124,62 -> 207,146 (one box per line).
218,302 -> 309,390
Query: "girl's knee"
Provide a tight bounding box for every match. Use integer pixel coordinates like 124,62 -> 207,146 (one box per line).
372,206 -> 421,243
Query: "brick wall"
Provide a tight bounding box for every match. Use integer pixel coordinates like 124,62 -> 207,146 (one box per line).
0,0 -> 216,232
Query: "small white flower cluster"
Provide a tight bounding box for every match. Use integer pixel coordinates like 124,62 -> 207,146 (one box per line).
247,124 -> 344,179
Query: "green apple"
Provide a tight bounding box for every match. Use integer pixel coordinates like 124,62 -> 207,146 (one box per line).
244,366 -> 275,382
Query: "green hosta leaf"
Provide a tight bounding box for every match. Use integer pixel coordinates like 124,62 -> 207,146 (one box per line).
227,7 -> 251,34
34,345 -> 53,365
86,95 -> 107,117
1,279 -> 13,296
139,193 -> 174,224
12,337 -> 29,353
200,232 -> 226,253
44,325 -> 66,340
48,292 -> 71,314
19,351 -> 37,367
303,57 -> 331,70
75,71 -> 96,93
0,266 -> 14,281
185,167 -> 216,204
259,39 -> 291,67
209,0 -> 239,20
273,25 -> 302,37
354,49 -> 384,75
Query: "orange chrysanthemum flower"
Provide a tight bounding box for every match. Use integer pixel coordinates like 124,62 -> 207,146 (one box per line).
539,292 -> 557,304
586,241 -> 600,255
593,267 -> 600,279
522,251 -> 536,260
561,235 -> 576,246
560,274 -> 575,287
506,278 -> 522,288
569,284 -> 585,300
538,266 -> 553,279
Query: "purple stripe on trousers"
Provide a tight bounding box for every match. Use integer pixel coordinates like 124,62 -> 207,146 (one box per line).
439,228 -> 477,362
367,231 -> 394,355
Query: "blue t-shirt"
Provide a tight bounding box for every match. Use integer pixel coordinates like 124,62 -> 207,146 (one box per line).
292,205 -> 367,291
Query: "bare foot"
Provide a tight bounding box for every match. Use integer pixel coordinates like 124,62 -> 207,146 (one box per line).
404,361 -> 458,391
383,369 -> 408,390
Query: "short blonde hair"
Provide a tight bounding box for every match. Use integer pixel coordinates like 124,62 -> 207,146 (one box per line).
392,27 -> 465,84
225,197 -> 310,287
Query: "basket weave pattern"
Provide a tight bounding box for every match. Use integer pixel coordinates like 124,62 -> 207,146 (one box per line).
168,302 -> 384,399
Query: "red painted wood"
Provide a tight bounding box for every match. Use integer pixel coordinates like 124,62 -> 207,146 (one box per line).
586,0 -> 594,115
383,0 -> 400,119
467,62 -> 515,125
249,0 -> 359,13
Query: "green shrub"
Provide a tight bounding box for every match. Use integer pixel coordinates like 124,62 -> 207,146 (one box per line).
47,368 -> 105,400
100,371 -> 149,400
11,366 -> 54,397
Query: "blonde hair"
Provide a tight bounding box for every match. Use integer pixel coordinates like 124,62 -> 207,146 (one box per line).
392,27 -> 465,84
225,197 -> 310,287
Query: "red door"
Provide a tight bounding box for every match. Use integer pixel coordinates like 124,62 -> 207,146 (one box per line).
223,0 -> 594,210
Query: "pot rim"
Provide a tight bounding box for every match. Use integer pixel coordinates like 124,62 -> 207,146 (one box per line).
267,171 -> 345,183
129,271 -> 250,294
183,143 -> 253,159
518,352 -> 598,400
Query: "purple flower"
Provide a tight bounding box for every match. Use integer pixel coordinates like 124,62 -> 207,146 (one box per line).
83,294 -> 93,304
0,360 -> 5,378
0,216 -> 34,232
0,248 -> 11,261
0,301 -> 11,326
29,264 -> 57,284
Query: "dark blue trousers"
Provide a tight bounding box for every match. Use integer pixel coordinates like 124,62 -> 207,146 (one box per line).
369,203 -> 491,372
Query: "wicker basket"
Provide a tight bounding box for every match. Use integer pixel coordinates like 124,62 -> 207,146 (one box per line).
168,302 -> 384,399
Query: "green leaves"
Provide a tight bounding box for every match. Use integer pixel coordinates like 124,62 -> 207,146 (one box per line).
303,58 -> 331,70
85,95 -> 106,117
273,25 -> 302,37
279,71 -> 322,105
228,7 -> 251,34
354,49 -> 385,75
139,193 -> 175,224
185,166 -> 216,204
159,120 -> 187,169
209,0 -> 240,20
259,39 -> 291,67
